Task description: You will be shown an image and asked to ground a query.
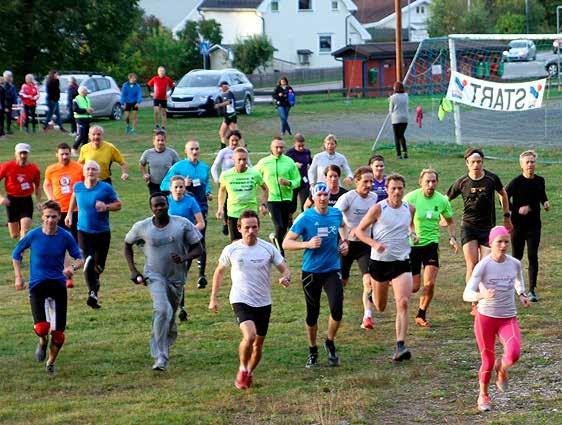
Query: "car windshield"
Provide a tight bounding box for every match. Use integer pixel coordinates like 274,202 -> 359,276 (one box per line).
177,73 -> 220,88
510,41 -> 528,49
40,76 -> 84,92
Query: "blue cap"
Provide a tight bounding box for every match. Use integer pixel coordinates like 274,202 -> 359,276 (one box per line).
311,182 -> 328,197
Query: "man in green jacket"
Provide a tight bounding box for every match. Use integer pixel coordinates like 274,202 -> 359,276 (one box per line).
255,137 -> 301,256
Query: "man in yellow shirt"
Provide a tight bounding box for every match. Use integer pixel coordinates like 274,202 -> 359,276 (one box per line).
79,125 -> 129,184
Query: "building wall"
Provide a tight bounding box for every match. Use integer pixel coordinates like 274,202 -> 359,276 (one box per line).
369,0 -> 431,42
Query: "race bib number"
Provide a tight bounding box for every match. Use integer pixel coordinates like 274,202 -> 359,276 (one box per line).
426,211 -> 433,219
192,179 -> 201,187
317,227 -> 329,238
61,185 -> 71,194
20,182 -> 30,191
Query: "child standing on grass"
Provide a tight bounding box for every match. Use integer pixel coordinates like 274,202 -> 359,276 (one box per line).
463,226 -> 530,412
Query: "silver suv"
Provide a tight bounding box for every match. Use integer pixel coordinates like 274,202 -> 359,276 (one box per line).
37,73 -> 122,122
168,69 -> 254,117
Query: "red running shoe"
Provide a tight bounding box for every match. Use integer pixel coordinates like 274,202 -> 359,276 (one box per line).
235,370 -> 249,390
361,316 -> 374,330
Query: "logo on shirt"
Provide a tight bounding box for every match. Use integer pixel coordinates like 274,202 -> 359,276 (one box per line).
59,175 -> 71,186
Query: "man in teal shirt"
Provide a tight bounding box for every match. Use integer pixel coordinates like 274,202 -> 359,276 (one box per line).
404,168 -> 458,328
255,138 -> 300,255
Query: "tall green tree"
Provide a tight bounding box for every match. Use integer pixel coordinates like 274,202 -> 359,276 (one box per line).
232,35 -> 274,75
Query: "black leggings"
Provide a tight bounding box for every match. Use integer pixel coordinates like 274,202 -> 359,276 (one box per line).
290,183 -> 310,214
302,271 -> 343,326
392,122 -> 408,156
78,230 -> 111,293
24,105 -> 37,132
73,119 -> 90,150
512,225 -> 541,291
268,201 -> 292,256
30,280 -> 67,331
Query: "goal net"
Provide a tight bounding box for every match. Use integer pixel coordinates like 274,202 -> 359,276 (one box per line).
374,34 -> 562,148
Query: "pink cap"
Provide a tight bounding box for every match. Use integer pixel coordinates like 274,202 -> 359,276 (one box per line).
488,226 -> 510,245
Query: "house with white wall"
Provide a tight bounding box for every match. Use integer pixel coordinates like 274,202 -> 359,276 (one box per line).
355,0 -> 432,42
172,0 -> 371,70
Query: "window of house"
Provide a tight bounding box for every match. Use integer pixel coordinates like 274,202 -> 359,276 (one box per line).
416,6 -> 420,13
299,0 -> 312,11
421,6 -> 425,13
271,0 -> 279,12
319,35 -> 332,53
331,1 -> 338,10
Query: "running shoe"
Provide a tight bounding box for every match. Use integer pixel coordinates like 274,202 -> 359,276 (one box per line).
178,308 -> 188,322
66,278 -> 74,288
495,359 -> 509,392
235,370 -> 249,389
129,129 -> 137,136
152,358 -> 167,371
45,362 -> 56,376
324,339 -> 340,367
529,291 -> 538,302
415,317 -> 432,328
125,125 -> 131,134
361,316 -> 374,330
86,291 -> 101,309
35,340 -> 48,362
477,394 -> 491,412
197,276 -> 207,289
305,353 -> 319,369
392,346 -> 412,361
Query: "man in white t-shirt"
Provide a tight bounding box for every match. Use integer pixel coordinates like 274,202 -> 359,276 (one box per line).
209,210 -> 291,390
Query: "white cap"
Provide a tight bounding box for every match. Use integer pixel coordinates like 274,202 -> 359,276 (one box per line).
15,143 -> 31,153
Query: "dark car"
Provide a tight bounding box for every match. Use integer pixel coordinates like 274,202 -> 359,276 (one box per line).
167,69 -> 254,117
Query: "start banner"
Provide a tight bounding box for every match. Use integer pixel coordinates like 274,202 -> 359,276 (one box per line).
446,71 -> 546,112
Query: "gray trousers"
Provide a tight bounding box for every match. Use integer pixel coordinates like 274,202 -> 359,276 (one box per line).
148,275 -> 183,361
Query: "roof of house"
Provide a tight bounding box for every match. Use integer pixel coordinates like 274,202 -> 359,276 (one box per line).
199,0 -> 263,9
332,42 -> 420,60
353,0 -> 410,25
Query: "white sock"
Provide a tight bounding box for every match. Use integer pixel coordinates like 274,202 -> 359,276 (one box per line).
364,309 -> 372,319
239,365 -> 248,372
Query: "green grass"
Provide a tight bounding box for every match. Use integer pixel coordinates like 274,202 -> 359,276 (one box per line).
0,102 -> 561,424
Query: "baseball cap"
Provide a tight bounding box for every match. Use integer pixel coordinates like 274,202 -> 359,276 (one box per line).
311,182 -> 328,197
15,143 -> 31,153
219,80 -> 229,86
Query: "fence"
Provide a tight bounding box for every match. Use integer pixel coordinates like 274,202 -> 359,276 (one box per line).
248,67 -> 342,88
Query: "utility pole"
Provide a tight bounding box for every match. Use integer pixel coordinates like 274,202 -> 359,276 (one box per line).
525,0 -> 529,33
395,0 -> 403,81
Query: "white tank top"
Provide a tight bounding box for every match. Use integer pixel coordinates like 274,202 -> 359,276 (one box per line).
371,199 -> 411,261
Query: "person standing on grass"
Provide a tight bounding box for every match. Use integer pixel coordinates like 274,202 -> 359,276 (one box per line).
355,174 -> 416,361
12,200 -> 83,376
42,70 -> 67,133
71,86 -> 94,155
369,154 -> 388,202
67,77 -> 79,135
160,139 -> 212,289
217,147 -> 268,241
79,125 -> 129,185
283,182 -> 349,368
125,193 -> 203,371
463,226 -> 530,412
209,210 -> 290,390
505,150 -> 549,303
65,160 -> 122,309
334,166 -> 378,330
389,81 -> 409,159
303,164 -> 347,210
147,66 -> 175,131
0,76 -> 6,138
140,130 -> 180,195
404,169 -> 458,328
3,70 -> 18,135
215,81 -> 238,148
286,133 -> 313,217
255,137 -> 301,256
308,134 -> 353,187
120,73 -> 143,135
19,74 -> 40,133
0,143 -> 41,239
447,148 -> 511,315
272,76 -> 294,136
43,143 -> 84,288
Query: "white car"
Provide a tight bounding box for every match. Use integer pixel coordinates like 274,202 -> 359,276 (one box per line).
502,40 -> 537,62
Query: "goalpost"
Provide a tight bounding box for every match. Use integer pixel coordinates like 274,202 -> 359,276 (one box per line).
373,33 -> 562,149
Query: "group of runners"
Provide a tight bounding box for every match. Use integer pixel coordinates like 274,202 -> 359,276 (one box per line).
2,105 -> 550,411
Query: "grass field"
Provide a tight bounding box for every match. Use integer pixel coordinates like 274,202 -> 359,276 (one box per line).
0,98 -> 561,425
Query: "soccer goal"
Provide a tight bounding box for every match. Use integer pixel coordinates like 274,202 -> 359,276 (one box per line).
373,34 -> 562,149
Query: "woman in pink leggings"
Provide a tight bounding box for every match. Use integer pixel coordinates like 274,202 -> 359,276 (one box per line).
463,226 -> 530,412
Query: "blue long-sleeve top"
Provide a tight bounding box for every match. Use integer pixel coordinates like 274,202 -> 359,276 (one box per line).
160,159 -> 211,212
120,81 -> 143,105
4,82 -> 18,105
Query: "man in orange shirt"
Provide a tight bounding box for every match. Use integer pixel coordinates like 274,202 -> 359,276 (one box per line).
147,66 -> 175,130
44,143 -> 84,287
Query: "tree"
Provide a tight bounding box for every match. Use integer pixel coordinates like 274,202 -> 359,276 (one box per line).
232,35 -> 275,75
176,19 -> 222,72
427,0 -> 492,36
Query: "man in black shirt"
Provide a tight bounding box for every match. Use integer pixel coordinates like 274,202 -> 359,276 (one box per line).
43,70 -> 67,133
215,81 -> 238,148
506,150 -> 549,302
447,148 -> 512,300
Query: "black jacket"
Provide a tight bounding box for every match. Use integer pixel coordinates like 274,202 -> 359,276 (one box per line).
46,78 -> 61,102
273,84 -> 293,107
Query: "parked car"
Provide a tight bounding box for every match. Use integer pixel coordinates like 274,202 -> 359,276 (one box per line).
545,57 -> 561,77
167,69 -> 254,117
37,73 -> 122,122
502,39 -> 537,62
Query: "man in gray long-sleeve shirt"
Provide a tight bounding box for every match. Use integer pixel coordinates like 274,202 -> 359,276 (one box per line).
308,134 -> 353,186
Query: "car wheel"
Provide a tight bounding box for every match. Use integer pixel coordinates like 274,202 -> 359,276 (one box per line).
243,96 -> 253,115
110,103 -> 122,120
547,62 -> 558,77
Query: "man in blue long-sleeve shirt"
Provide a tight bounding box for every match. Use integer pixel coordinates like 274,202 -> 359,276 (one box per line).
120,73 -> 143,135
161,139 -> 212,295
